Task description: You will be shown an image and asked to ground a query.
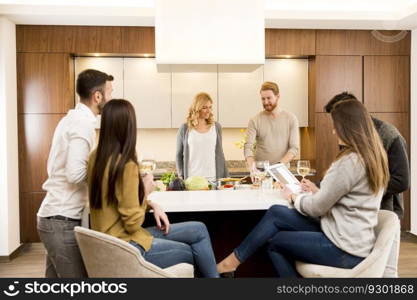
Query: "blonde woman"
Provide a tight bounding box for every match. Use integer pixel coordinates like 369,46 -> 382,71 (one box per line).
176,92 -> 229,180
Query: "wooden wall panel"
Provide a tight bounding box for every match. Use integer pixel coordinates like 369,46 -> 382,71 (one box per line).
20,193 -> 45,243
265,29 -> 315,56
308,58 -> 316,125
364,56 -> 410,113
317,30 -> 411,55
315,56 -> 362,112
314,113 -> 339,178
17,53 -> 74,114
18,114 -> 66,193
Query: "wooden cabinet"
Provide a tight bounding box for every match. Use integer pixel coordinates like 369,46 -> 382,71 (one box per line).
265,29 -> 315,56
218,65 -> 264,128
18,114 -> 65,193
316,30 -> 411,55
16,25 -> 155,54
264,59 -> 309,127
20,193 -> 45,243
364,56 -> 410,113
17,53 -> 74,114
171,65 -> 218,128
315,56 -> 362,112
124,58 -> 171,128
314,113 -> 339,179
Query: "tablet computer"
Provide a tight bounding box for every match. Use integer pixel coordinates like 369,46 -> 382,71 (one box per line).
267,163 -> 301,193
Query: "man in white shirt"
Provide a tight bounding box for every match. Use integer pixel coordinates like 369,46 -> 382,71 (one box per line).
37,69 -> 114,278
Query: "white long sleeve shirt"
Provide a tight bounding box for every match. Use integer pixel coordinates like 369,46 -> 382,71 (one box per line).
38,103 -> 97,220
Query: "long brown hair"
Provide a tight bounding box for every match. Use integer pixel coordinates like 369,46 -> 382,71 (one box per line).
89,99 -> 144,209
331,100 -> 389,194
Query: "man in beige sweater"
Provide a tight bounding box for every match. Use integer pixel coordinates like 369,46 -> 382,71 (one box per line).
244,81 -> 300,173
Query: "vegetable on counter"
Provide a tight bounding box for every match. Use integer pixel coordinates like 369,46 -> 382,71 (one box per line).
167,177 -> 186,191
161,172 -> 176,186
184,176 -> 209,190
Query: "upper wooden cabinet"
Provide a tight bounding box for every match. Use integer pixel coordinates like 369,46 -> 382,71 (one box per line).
17,53 -> 74,114
364,56 -> 410,113
16,25 -> 155,54
265,29 -> 316,56
316,30 -> 411,55
315,56 -> 362,112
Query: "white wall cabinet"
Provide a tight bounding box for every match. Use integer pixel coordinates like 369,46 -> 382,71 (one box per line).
124,58 -> 172,128
74,58 -> 308,128
171,65 -> 218,128
263,59 -> 309,127
218,65 -> 264,128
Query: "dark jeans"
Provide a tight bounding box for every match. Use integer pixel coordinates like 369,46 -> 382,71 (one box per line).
234,205 -> 364,277
129,221 -> 219,278
37,217 -> 87,278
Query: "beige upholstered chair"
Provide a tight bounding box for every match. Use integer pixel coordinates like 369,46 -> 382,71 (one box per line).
74,226 -> 194,278
296,210 -> 400,278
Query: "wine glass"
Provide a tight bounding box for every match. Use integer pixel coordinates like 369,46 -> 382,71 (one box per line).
140,154 -> 156,175
297,160 -> 310,180
253,161 -> 269,188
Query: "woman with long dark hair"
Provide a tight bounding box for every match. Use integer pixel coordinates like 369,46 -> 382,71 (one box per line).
87,99 -> 219,277
217,99 -> 389,277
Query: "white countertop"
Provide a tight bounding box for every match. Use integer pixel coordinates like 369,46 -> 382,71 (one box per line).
148,189 -> 290,213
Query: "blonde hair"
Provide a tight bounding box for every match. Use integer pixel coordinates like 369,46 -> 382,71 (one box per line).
260,81 -> 280,96
186,92 -> 214,128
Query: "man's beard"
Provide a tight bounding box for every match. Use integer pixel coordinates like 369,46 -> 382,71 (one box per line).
263,102 -> 277,112
97,99 -> 106,114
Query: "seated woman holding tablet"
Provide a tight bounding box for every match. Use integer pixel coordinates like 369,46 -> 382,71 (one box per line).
217,99 -> 389,277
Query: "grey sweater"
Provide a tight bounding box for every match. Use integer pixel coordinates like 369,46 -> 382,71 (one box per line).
294,152 -> 384,258
176,122 -> 229,180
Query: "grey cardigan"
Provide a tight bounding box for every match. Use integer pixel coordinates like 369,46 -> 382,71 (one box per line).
176,122 -> 229,180
294,152 -> 384,258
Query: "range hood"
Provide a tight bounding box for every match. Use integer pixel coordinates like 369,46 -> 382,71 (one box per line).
155,0 -> 265,68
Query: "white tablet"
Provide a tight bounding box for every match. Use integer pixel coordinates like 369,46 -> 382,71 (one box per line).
267,163 -> 301,193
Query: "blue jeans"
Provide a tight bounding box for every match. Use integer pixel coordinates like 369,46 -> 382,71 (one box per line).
129,221 -> 219,278
234,205 -> 364,277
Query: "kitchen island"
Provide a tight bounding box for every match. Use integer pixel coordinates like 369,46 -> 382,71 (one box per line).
148,189 -> 289,212
147,189 -> 290,277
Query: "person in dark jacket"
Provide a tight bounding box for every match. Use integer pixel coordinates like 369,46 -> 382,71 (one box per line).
324,92 -> 410,277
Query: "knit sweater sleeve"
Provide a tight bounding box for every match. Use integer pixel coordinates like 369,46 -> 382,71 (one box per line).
175,124 -> 187,178
294,154 -> 361,217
